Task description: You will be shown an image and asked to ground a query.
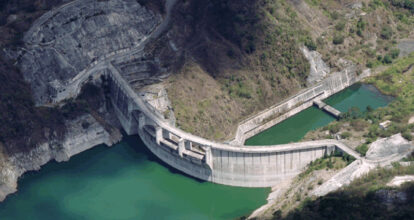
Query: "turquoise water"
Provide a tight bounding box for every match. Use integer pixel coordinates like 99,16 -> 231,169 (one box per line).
0,83 -> 393,220
324,83 -> 394,112
245,83 -> 393,146
0,136 -> 269,220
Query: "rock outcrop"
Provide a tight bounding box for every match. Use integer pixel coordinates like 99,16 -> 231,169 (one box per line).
19,0 -> 161,105
312,134 -> 414,197
0,114 -> 121,201
301,46 -> 330,86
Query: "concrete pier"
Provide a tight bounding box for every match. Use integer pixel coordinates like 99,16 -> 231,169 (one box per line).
313,100 -> 342,118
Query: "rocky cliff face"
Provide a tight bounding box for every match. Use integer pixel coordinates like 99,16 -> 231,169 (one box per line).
19,0 -> 161,105
0,113 -> 122,201
0,0 -> 163,201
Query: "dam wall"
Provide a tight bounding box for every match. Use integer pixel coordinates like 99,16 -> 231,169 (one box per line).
231,69 -> 368,145
105,65 -> 360,187
22,0 -> 364,188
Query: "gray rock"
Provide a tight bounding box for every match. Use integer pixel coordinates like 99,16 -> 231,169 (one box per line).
366,134 -> 414,161
19,0 -> 161,104
301,46 -> 330,86
398,39 -> 414,57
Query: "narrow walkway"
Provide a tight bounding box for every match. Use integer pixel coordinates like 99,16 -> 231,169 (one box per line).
314,100 -> 341,118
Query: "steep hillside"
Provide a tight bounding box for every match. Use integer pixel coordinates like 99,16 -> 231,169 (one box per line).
0,0 -> 121,154
162,0 -> 313,140
0,0 -> 413,148
157,0 -> 414,141
280,165 -> 414,220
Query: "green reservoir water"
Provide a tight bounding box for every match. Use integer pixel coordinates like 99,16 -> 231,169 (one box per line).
0,83 -> 392,220
0,136 -> 269,220
245,83 -> 393,146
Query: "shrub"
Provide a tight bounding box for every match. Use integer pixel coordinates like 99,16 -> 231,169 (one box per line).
383,54 -> 393,64
351,119 -> 368,131
377,55 -> 383,61
331,11 -> 339,20
356,18 -> 366,37
327,123 -> 341,134
389,48 -> 400,59
356,144 -> 369,156
381,26 -> 393,39
402,131 -> 413,141
305,37 -> 317,51
333,34 -> 344,44
341,107 -> 362,120
341,132 -> 352,139
357,29 -> 363,37
390,0 -> 414,12
335,21 -> 346,31
357,18 -> 366,31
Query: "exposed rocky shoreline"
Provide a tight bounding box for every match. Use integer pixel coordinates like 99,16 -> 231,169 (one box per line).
0,109 -> 122,201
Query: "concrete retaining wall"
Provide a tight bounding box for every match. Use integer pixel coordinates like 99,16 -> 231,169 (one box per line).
231,69 -> 367,145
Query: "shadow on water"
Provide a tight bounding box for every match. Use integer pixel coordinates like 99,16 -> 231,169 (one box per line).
1,134 -> 271,220
324,83 -> 362,106
123,135 -> 207,184
13,134 -> 206,186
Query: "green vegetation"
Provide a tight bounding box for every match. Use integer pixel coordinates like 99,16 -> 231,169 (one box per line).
356,18 -> 367,37
304,36 -> 317,51
380,26 -> 393,40
356,143 -> 369,156
169,0 -> 313,140
332,34 -> 344,45
340,131 -> 351,139
323,122 -> 341,134
350,53 -> 414,142
390,0 -> 414,13
364,54 -> 414,142
402,151 -> 414,161
334,20 -> 346,31
299,151 -> 355,179
305,53 -> 414,161
282,164 -> 414,220
169,0 -> 414,141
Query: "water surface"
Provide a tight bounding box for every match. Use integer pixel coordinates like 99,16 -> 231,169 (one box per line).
0,136 -> 269,220
245,83 -> 393,146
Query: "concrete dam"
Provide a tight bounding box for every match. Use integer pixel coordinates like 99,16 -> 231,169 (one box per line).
105,63 -> 362,187
20,0 -> 363,187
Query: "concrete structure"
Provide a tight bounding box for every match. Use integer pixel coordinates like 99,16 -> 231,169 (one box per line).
380,120 -> 392,130
231,68 -> 370,145
23,0 -> 366,187
104,62 -> 362,187
313,100 -> 342,118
